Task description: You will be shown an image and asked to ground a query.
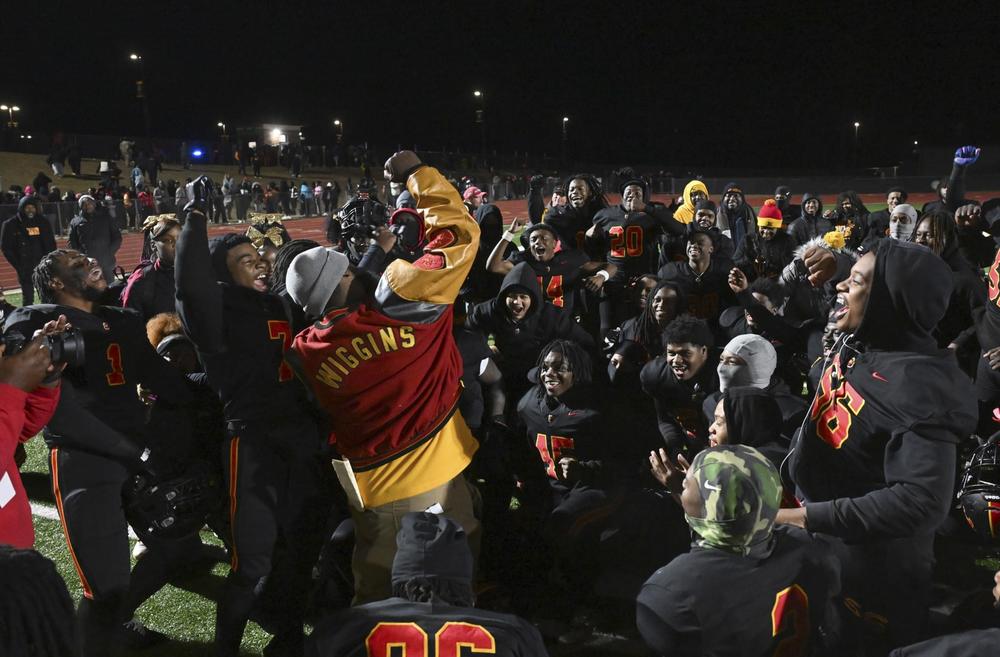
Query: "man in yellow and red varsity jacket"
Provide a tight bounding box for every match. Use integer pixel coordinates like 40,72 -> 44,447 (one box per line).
286,150 -> 480,603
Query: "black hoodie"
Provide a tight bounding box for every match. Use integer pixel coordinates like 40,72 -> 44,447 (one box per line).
723,386 -> 788,470
786,193 -> 832,248
788,240 -> 977,541
0,196 -> 57,275
467,262 -> 593,400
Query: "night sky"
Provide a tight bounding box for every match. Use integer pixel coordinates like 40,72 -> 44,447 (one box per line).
3,1 -> 998,171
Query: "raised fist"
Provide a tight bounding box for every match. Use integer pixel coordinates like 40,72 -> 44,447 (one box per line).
383,151 -> 422,183
529,175 -> 546,191
184,175 -> 214,213
955,203 -> 983,229
954,145 -> 981,167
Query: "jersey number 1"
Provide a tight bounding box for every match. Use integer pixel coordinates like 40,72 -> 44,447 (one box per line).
105,343 -> 125,386
267,320 -> 294,382
366,621 -> 496,656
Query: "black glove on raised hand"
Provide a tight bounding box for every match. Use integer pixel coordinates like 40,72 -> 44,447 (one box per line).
183,175 -> 214,214
529,175 -> 546,191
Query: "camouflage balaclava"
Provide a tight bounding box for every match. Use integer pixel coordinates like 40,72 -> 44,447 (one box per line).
684,445 -> 782,558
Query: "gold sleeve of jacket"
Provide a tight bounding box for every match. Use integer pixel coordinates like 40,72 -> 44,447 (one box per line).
383,166 -> 480,305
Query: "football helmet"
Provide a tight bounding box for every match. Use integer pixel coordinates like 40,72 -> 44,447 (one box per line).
123,460 -> 222,540
957,435 -> 1000,542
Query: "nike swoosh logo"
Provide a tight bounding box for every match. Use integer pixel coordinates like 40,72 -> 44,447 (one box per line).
704,482 -> 721,491
872,371 -> 888,382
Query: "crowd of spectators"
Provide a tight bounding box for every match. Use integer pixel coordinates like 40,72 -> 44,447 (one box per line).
3,144 -> 1000,657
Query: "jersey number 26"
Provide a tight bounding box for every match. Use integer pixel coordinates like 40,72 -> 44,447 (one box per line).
367,621 -> 496,656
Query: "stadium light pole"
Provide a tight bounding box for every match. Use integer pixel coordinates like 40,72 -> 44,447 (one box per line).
0,104 -> 19,128
562,116 -> 569,166
852,121 -> 861,168
129,53 -> 151,146
473,90 -> 486,167
217,121 -> 227,135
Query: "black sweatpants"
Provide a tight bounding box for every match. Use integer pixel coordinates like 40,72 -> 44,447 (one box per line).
49,447 -> 130,657
17,269 -> 34,305
216,423 -> 328,656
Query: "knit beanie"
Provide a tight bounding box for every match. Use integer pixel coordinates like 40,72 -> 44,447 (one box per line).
756,199 -> 783,228
208,234 -> 253,284
391,512 -> 474,585
286,246 -> 350,317
717,334 -> 777,392
695,199 -> 717,215
77,194 -> 96,209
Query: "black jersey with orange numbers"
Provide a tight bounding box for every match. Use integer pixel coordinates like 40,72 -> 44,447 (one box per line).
982,246 -> 1000,344
507,248 -> 589,313
788,348 -> 976,540
541,203 -> 597,253
196,288 -> 309,428
637,525 -> 840,657
516,385 -> 607,482
3,304 -> 187,450
175,211 -> 314,433
589,206 -> 661,282
306,597 -> 548,657
639,356 -> 718,456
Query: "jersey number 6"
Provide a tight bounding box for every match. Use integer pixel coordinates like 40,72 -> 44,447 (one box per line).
771,584 -> 809,657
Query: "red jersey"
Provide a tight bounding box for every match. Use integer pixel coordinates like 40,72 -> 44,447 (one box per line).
290,167 -> 480,507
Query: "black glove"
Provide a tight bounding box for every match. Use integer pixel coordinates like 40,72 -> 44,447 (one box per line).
529,175 -> 545,191
183,175 -> 214,214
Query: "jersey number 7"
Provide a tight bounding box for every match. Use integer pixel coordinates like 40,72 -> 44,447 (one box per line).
267,320 -> 294,382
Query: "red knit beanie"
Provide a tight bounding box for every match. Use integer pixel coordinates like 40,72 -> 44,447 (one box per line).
757,199 -> 783,228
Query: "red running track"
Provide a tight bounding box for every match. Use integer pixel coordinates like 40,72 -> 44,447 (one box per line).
0,192 -> 980,292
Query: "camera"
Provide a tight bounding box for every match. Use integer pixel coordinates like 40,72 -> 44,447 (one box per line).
2,328 -> 86,368
791,258 -> 810,281
336,179 -> 389,264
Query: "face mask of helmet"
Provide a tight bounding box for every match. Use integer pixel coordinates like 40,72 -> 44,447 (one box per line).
958,435 -> 1000,543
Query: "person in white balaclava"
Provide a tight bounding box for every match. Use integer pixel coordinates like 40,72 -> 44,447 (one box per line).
702,333 -> 806,440
716,334 -> 777,392
889,204 -> 918,241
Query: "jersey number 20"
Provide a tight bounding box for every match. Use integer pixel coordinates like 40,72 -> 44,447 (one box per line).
366,621 -> 496,656
609,225 -> 643,258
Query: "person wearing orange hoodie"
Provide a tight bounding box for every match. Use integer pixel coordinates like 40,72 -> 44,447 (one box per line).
671,179 -> 709,225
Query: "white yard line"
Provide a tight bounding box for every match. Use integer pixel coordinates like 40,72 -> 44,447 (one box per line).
31,500 -> 138,539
